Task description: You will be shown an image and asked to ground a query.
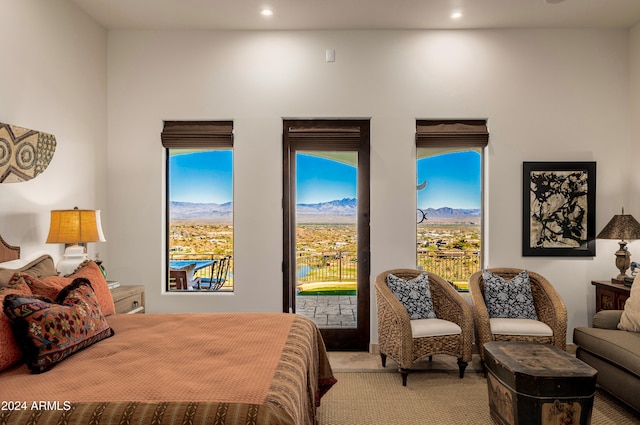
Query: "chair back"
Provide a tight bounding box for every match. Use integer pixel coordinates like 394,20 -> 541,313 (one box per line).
470,268 -> 561,314
471,268 -> 530,293
169,270 -> 188,290
375,269 -> 464,316
217,255 -> 231,281
208,255 -> 231,290
375,269 -> 424,310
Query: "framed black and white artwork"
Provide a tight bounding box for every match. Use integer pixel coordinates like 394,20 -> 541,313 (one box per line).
522,161 -> 596,257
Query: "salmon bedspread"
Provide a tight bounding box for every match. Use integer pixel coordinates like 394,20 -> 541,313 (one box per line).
0,313 -> 336,425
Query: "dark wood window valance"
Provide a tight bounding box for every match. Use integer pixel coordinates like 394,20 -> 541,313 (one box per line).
161,121 -> 233,149
284,119 -> 368,150
416,119 -> 488,148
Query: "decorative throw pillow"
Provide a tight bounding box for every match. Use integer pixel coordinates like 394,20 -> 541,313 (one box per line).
386,273 -> 437,320
3,277 -> 114,373
483,270 -> 538,320
0,278 -> 32,371
19,273 -> 67,300
66,261 -> 115,315
22,260 -> 115,316
618,274 -> 640,332
0,254 -> 57,287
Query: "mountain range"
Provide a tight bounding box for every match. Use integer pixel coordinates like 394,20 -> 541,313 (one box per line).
171,199 -> 479,223
171,201 -> 233,222
419,206 -> 481,219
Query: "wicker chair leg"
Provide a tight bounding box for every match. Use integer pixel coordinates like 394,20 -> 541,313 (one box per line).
400,369 -> 409,386
380,353 -> 387,367
457,359 -> 468,378
480,360 -> 487,378
429,355 -> 432,362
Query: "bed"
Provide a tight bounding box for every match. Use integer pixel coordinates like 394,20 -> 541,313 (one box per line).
0,235 -> 336,425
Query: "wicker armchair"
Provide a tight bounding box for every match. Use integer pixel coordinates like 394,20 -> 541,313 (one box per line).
469,268 -> 567,365
375,269 -> 473,386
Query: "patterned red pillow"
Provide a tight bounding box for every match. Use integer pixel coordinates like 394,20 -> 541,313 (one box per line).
0,278 -> 32,371
2,277 -> 114,373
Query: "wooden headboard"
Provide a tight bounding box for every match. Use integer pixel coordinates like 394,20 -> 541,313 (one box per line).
0,235 -> 20,262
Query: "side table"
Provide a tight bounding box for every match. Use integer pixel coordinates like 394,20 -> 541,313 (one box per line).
591,280 -> 630,312
110,285 -> 145,314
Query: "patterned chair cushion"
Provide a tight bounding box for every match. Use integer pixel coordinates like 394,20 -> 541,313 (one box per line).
483,270 -> 538,320
2,277 -> 114,373
387,273 -> 437,320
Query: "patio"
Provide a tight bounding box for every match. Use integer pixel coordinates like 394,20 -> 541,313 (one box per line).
296,294 -> 357,328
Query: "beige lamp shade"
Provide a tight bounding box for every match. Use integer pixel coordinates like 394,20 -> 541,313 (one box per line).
596,213 -> 640,241
46,209 -> 106,244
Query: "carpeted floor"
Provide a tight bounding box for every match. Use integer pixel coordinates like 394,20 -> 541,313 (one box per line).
317,370 -> 640,425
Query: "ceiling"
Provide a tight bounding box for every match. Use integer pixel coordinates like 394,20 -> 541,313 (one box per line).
69,0 -> 640,31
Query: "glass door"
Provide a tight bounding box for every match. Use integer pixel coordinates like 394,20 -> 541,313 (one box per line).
283,120 -> 370,350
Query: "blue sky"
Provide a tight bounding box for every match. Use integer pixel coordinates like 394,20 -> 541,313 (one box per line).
417,150 -> 481,209
169,150 -> 233,203
169,149 -> 480,208
296,153 -> 357,204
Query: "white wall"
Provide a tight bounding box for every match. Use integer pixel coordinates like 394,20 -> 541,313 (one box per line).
107,29 -> 633,342
0,0 -> 108,260
631,23 -> 640,214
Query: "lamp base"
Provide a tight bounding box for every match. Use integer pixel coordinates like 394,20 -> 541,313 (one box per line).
612,242 -> 631,286
611,277 -> 627,285
56,244 -> 87,276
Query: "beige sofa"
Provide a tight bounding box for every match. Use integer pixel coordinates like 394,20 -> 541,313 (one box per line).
573,309 -> 640,412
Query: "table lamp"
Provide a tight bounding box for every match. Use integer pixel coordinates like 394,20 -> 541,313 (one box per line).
597,207 -> 640,284
46,207 -> 106,275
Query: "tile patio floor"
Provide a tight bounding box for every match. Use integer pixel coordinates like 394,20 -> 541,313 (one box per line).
296,295 -> 357,328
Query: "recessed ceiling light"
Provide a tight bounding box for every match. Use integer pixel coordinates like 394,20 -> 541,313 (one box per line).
451,11 -> 463,19
545,0 -> 566,4
260,8 -> 274,17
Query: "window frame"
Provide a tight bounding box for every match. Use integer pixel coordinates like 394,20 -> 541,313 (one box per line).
415,119 -> 488,287
163,120 -> 234,292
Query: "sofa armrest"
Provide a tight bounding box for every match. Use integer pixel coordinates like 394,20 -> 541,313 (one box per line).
592,310 -> 623,329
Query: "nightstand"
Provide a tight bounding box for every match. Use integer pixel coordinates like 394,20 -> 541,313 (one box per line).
110,285 -> 145,314
592,280 -> 630,312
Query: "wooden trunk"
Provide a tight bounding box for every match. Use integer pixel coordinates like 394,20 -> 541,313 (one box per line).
483,341 -> 597,425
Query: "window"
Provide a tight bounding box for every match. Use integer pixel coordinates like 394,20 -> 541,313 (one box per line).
162,121 -> 234,292
416,120 -> 488,290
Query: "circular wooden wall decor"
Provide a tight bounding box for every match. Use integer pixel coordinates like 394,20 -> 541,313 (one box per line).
0,122 -> 56,183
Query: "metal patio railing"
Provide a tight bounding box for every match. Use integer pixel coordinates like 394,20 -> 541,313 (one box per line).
296,250 -> 480,285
